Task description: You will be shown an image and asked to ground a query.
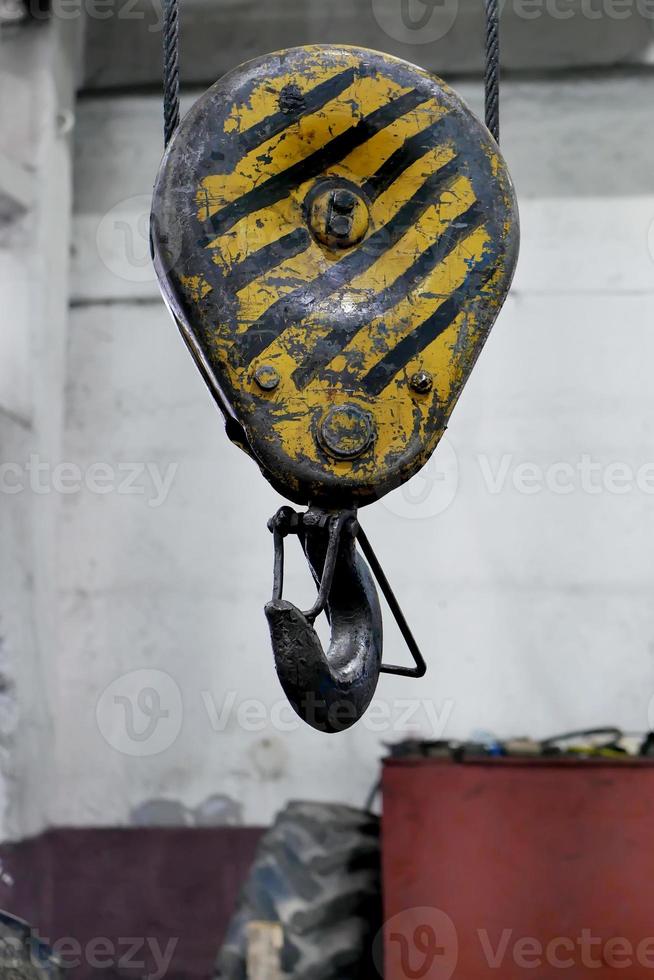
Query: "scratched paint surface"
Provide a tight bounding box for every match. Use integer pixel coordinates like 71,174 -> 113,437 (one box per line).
151,45 -> 519,505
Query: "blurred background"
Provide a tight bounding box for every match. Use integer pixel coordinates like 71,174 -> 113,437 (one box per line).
1,2 -> 654,976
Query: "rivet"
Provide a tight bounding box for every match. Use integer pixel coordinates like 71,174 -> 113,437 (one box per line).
409,370 -> 433,394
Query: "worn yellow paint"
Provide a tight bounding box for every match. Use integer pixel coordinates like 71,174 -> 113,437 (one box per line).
207,199 -> 302,269
236,172 -> 474,360
203,104 -> 506,486
370,144 -> 457,221
328,224 -> 492,377
198,74 -> 412,219
220,151 -> 462,331
253,296 -> 485,486
309,187 -> 370,249
154,44 -> 518,503
339,98 -> 448,173
201,106 -> 452,265
222,60 -> 350,136
351,176 -> 475,292
235,243 -> 322,327
179,274 -> 213,302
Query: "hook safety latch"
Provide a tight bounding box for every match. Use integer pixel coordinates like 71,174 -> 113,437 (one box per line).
265,506 -> 426,733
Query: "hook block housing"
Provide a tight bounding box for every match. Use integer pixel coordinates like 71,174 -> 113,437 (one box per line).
151,44 -> 519,506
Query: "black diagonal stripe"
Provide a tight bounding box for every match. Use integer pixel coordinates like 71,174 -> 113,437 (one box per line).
291,202 -> 484,389
237,156 -> 461,366
225,228 -> 311,292
235,67 -> 361,156
362,262 -> 497,396
203,88 -> 432,242
362,116 -> 450,201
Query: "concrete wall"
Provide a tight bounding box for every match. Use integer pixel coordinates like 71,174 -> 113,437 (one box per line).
56,71 -> 654,829
81,0 -> 654,88
2,8 -> 654,838
0,17 -> 82,839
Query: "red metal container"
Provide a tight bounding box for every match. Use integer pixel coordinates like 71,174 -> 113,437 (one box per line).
382,757 -> 654,979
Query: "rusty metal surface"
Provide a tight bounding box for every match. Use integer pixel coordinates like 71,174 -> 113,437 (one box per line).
151,44 -> 519,506
382,757 -> 654,979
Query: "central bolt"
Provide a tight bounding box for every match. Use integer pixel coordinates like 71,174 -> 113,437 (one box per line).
308,183 -> 369,250
318,404 -> 375,460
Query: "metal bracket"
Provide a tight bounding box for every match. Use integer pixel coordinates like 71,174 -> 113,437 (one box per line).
269,506 -> 426,681
356,524 -> 427,679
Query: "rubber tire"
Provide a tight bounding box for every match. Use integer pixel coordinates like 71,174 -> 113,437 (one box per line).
0,911 -> 63,980
215,802 -> 382,980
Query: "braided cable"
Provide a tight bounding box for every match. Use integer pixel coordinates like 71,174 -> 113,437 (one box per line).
163,0 -> 180,146
484,0 -> 500,143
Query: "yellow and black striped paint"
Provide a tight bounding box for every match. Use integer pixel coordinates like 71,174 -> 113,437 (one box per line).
151,45 -> 519,505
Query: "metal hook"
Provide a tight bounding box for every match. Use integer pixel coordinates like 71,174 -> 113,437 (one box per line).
265,506 -> 426,733
265,506 -> 382,733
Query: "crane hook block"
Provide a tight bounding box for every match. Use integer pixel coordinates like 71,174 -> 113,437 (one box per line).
151,44 -> 519,507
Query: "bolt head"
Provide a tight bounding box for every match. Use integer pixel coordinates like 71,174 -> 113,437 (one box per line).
318,404 -> 375,460
332,188 -> 356,214
307,183 -> 370,250
328,214 -> 354,239
409,370 -> 433,394
253,365 -> 280,391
